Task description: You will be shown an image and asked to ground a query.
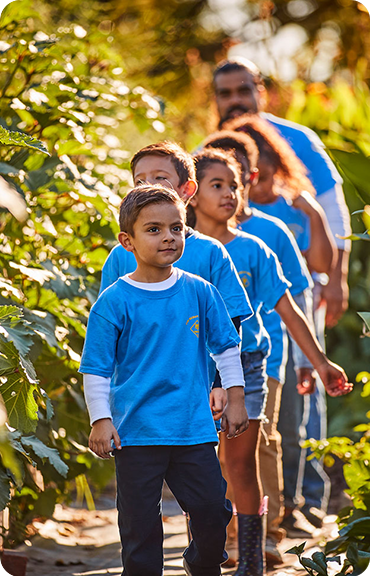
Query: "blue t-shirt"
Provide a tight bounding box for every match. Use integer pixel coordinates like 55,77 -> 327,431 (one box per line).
80,270 -> 240,446
225,230 -> 290,355
262,112 -> 342,196
249,196 -> 310,254
100,228 -> 253,321
239,209 -> 312,381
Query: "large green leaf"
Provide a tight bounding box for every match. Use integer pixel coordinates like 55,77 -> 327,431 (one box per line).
0,305 -> 35,356
0,125 -> 49,155
0,336 -> 39,433
329,149 -> 370,205
20,436 -> 68,477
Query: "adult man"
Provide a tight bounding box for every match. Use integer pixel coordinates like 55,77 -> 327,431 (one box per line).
212,57 -> 351,564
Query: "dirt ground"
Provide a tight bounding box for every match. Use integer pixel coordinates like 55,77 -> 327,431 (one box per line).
16,492 -> 344,576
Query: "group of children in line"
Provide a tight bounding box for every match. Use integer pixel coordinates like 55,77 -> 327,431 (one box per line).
80,120 -> 352,576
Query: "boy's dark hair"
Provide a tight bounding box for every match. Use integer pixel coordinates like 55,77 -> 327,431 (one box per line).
119,185 -> 186,235
225,114 -> 315,198
213,58 -> 263,87
130,141 -> 196,186
203,130 -> 259,172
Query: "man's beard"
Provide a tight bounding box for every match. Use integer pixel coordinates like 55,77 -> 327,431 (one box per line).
218,104 -> 252,129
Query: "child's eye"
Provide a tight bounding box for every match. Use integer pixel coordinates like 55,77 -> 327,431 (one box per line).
148,227 -> 159,233
172,225 -> 183,232
135,179 -> 145,185
212,183 -> 221,189
231,185 -> 237,192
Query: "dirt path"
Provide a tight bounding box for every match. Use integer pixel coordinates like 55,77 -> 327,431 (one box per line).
17,494 -> 341,576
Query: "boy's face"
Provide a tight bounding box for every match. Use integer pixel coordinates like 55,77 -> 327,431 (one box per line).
119,202 -> 185,269
133,155 -> 197,203
191,162 -> 239,224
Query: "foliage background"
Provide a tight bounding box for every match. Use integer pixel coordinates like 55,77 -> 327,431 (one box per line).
0,0 -> 369,545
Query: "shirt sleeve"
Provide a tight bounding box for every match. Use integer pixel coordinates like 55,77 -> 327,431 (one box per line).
99,246 -> 123,295
204,284 -> 241,355
210,243 -> 254,321
255,243 -> 291,313
316,185 -> 351,251
275,225 -> 313,296
79,308 -> 121,377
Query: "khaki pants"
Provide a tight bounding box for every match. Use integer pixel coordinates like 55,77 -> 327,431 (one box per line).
259,376 -> 285,543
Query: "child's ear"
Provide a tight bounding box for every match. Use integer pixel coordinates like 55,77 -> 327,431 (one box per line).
178,179 -> 198,203
118,231 -> 134,252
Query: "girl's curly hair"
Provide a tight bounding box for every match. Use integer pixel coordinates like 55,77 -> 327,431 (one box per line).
224,114 -> 316,199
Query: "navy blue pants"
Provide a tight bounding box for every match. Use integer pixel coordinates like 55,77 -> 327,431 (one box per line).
115,443 -> 232,576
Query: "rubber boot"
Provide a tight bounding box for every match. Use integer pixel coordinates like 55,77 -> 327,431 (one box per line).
233,513 -> 265,576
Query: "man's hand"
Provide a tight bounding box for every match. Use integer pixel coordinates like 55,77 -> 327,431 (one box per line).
296,367 -> 316,395
315,360 -> 353,397
210,388 -> 227,420
221,386 -> 249,438
89,418 -> 121,459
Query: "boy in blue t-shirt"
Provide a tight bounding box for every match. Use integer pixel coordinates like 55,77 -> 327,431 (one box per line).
80,185 -> 249,576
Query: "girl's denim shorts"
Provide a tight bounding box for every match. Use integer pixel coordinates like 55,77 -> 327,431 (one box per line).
241,350 -> 268,421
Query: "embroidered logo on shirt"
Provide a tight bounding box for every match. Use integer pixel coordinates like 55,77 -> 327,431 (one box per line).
186,315 -> 199,337
239,271 -> 252,289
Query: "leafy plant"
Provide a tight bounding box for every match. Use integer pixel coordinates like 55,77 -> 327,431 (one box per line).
0,0 -> 166,545
287,541 -> 370,576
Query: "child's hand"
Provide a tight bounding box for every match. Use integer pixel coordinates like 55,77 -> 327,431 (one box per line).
221,386 -> 249,438
315,360 -> 353,397
210,388 -> 227,420
89,418 -> 122,459
296,367 -> 316,395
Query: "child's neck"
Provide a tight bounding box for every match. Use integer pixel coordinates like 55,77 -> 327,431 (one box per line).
129,265 -> 174,283
195,215 -> 236,246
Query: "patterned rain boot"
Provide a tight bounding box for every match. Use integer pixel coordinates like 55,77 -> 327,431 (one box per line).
233,513 -> 265,576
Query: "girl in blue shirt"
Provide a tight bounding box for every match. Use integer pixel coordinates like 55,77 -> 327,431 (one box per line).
190,148 -> 351,576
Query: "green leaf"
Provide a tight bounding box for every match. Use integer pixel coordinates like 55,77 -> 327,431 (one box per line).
0,125 -> 50,155
312,551 -> 329,572
329,149 -> 370,205
301,557 -> 327,575
286,542 -> 307,556
0,467 -> 11,511
0,336 -> 39,433
339,517 -> 370,538
0,162 -> 20,176
20,436 -> 68,477
358,312 -> 370,332
0,305 -> 35,356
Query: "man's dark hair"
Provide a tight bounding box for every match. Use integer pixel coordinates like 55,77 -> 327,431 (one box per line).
213,58 -> 263,86
130,141 -> 196,186
203,130 -> 259,171
119,184 -> 186,235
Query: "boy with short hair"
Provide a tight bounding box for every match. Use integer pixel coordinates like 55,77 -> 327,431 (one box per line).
80,185 -> 249,576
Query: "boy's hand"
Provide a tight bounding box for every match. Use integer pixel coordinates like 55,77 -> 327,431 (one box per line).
315,360 -> 353,397
89,418 -> 122,459
296,367 -> 316,395
221,386 -> 249,439
210,388 -> 227,420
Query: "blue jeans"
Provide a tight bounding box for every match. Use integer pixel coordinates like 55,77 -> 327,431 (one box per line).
115,443 -> 232,576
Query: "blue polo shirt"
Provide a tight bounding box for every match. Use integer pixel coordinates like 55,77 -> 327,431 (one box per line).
80,270 -> 240,446
100,228 -> 253,321
249,196 -> 310,254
